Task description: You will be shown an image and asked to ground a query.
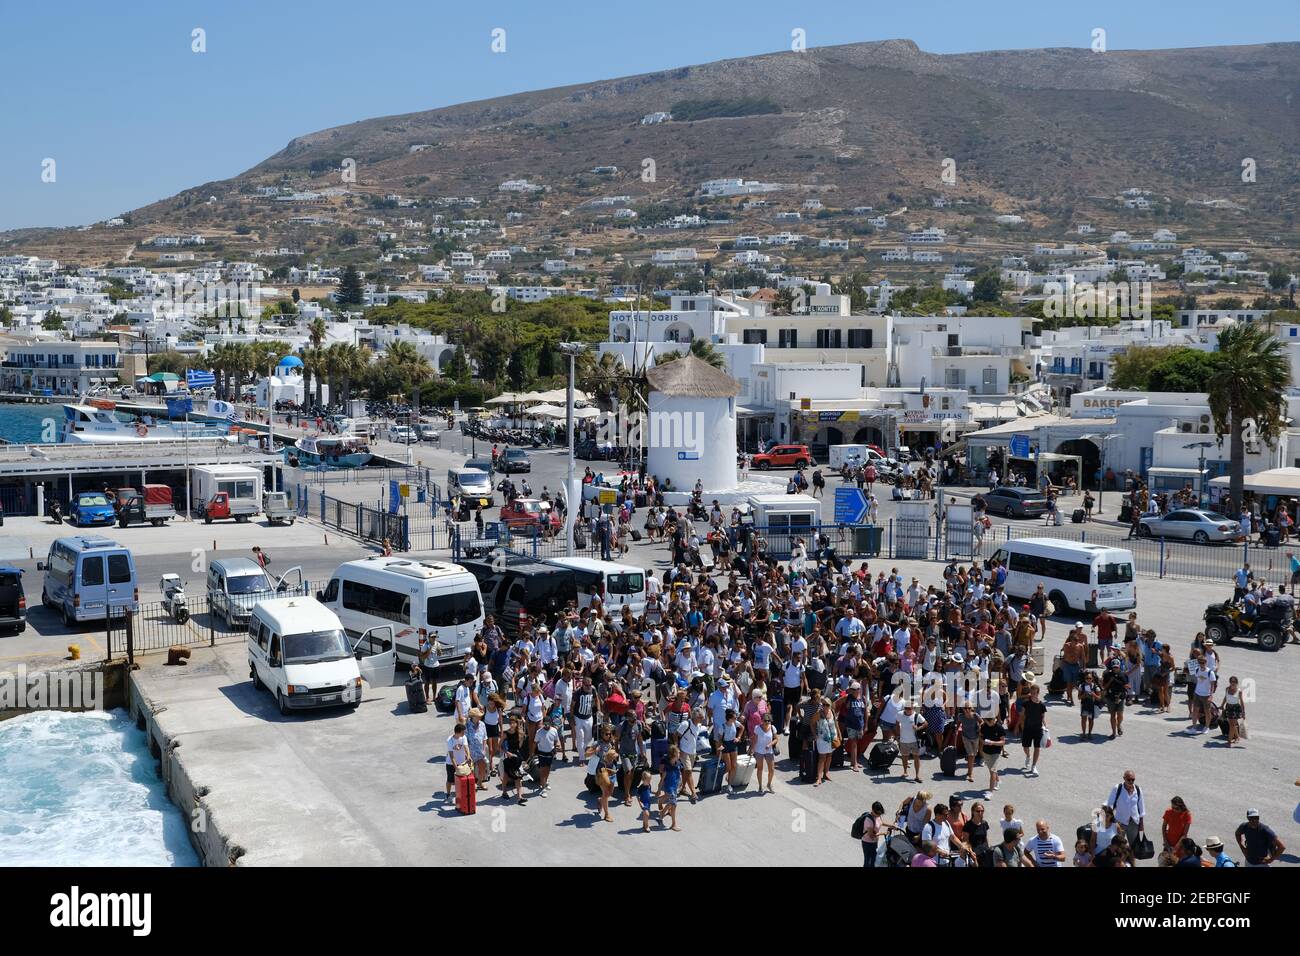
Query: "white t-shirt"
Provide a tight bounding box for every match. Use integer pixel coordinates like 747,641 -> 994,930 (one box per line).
783,663 -> 805,689
752,725 -> 775,756
922,819 -> 953,854
897,712 -> 926,744
446,734 -> 470,767
534,726 -> 559,755
1030,833 -> 1065,867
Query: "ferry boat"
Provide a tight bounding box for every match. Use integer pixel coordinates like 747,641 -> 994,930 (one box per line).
60,402 -> 230,445
292,435 -> 373,469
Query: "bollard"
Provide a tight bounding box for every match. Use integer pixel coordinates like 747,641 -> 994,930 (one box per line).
324,534 -> 330,546
68,644 -> 81,661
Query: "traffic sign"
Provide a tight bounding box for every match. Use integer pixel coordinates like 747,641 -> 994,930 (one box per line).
834,486 -> 868,525
1009,434 -> 1031,459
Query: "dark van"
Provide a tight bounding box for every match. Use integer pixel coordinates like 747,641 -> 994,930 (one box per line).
459,556 -> 578,639
0,566 -> 27,634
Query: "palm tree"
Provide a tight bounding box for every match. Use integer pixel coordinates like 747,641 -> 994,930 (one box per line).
301,346 -> 326,407
1207,323 -> 1291,508
307,317 -> 327,349
654,339 -> 727,370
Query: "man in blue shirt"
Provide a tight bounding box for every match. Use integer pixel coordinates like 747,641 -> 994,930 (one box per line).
1233,564 -> 1251,603
1204,836 -> 1236,867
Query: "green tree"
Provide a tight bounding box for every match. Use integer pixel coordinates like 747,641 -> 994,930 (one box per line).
1148,349 -> 1221,393
654,339 -> 727,370
337,265 -> 364,306
971,272 -> 1003,304
1109,345 -> 1180,390
443,346 -> 471,384
41,310 -> 64,331
1207,324 -> 1291,508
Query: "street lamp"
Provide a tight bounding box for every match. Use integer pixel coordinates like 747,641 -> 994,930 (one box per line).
558,342 -> 585,556
1080,432 -> 1122,516
1183,441 -> 1215,509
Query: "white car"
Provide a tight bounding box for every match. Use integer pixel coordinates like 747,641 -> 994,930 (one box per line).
387,425 -> 418,443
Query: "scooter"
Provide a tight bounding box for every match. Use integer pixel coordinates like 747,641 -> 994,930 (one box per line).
49,499 -> 63,524
160,574 -> 190,625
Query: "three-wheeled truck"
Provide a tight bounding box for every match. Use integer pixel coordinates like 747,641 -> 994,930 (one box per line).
117,484 -> 176,527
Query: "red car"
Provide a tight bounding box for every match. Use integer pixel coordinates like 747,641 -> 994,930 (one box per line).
499,498 -> 561,533
752,444 -> 813,469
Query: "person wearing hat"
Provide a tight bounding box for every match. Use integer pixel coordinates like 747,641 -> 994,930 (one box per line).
1204,835 -> 1236,868
896,698 -> 928,784
840,681 -> 869,771
1235,809 -> 1285,866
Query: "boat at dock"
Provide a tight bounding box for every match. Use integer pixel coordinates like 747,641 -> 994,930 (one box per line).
292,435 -> 373,469
60,402 -> 233,445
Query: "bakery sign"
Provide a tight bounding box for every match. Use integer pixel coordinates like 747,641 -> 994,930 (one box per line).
1071,393 -> 1134,417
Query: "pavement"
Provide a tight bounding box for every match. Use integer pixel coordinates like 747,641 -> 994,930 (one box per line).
12,425 -> 1300,865
126,541 -> 1300,867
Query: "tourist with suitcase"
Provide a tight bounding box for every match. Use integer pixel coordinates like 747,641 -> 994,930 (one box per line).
445,723 -> 472,804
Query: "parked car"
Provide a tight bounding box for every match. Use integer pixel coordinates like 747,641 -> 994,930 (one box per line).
576,438 -> 618,461
984,486 -> 1049,519
417,422 -> 440,442
387,425 -> 418,444
0,566 -> 27,634
499,498 -> 561,533
1138,508 -> 1239,544
753,444 -> 813,469
500,448 -> 532,473
207,557 -> 299,629
72,492 -> 117,527
460,556 -> 578,639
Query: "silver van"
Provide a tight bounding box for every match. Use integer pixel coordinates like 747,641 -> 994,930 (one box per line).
207,557 -> 301,628
38,536 -> 138,627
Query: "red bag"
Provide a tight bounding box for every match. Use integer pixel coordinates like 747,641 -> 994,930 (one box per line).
1008,700 -> 1021,734
456,772 -> 477,815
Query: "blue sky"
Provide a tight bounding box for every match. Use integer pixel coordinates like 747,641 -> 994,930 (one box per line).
1,0 -> 1295,231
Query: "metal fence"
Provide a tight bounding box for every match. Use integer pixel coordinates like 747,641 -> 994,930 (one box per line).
286,464 -> 432,487
105,581 -> 314,661
995,522 -> 1280,585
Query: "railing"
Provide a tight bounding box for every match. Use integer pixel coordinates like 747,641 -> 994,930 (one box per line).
105,581 -> 313,661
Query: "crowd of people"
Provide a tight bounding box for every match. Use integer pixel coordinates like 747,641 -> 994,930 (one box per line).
430,481 -> 1290,865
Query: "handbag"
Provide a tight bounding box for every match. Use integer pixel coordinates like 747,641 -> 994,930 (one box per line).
1132,834 -> 1156,860
1042,727 -> 1053,749
1237,718 -> 1248,740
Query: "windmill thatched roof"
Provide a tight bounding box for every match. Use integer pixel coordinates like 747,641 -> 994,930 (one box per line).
645,355 -> 740,398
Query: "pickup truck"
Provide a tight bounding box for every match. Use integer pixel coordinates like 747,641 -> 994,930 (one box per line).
199,491 -> 259,524
263,491 -> 296,526
117,484 -> 175,527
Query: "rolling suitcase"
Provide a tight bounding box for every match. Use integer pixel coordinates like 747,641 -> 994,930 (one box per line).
455,771 -> 477,815
405,678 -> 428,714
787,724 -> 804,761
651,737 -> 669,773
939,746 -> 960,777
867,740 -> 898,772
799,747 -> 817,783
631,529 -> 643,542
696,757 -> 725,794
830,745 -> 846,769
732,753 -> 756,789
1071,509 -> 1085,524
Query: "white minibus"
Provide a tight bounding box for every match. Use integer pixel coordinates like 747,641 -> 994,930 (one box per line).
542,556 -> 646,615
990,538 -> 1136,614
318,556 -> 484,666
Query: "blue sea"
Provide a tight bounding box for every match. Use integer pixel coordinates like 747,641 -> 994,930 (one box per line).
0,709 -> 199,867
0,403 -> 63,444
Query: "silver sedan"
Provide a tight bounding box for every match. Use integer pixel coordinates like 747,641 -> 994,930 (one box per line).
1137,508 -> 1240,544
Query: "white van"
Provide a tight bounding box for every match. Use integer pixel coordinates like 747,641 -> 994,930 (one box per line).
317,556 -> 484,667
246,597 -> 395,716
542,556 -> 647,615
990,538 -> 1136,614
447,467 -> 493,507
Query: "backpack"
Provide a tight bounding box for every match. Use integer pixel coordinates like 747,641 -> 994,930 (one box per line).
1109,780 -> 1140,809
851,811 -> 870,841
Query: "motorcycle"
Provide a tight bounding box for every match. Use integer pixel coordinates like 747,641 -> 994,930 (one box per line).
49,499 -> 63,524
160,573 -> 190,625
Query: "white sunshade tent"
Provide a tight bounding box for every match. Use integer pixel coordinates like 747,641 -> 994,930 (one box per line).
1209,467 -> 1300,497
523,403 -> 567,418
485,392 -> 521,405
